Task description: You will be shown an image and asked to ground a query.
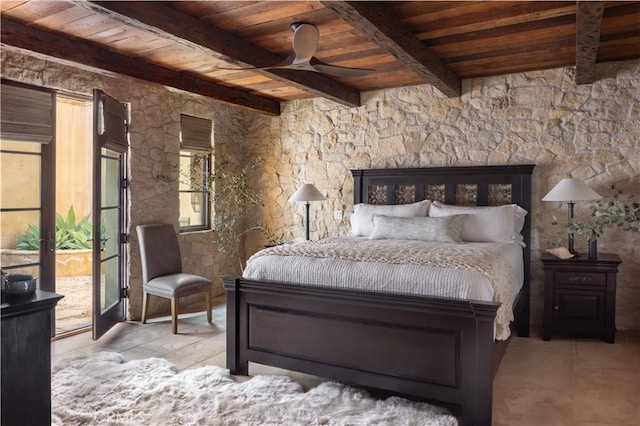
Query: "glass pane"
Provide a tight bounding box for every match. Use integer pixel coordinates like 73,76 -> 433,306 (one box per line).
1,210 -> 40,253
0,248 -> 39,270
0,264 -> 39,286
179,151 -> 208,192
0,141 -> 41,153
100,208 -> 119,259
179,192 -> 205,228
100,257 -> 120,313
179,153 -> 191,191
101,152 -> 120,207
0,151 -> 41,209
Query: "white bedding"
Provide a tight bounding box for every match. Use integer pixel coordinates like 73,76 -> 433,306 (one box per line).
243,236 -> 524,340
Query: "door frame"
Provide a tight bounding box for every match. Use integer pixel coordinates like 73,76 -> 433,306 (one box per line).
92,89 -> 129,340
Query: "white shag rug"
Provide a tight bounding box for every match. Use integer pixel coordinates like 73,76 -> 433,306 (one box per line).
52,352 -> 458,426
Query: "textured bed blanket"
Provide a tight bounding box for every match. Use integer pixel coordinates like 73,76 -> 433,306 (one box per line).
244,237 -> 522,340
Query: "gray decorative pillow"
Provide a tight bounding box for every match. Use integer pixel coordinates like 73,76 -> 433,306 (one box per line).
369,214 -> 466,243
350,200 -> 431,237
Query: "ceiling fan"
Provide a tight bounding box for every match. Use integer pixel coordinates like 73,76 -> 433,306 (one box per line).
220,22 -> 374,78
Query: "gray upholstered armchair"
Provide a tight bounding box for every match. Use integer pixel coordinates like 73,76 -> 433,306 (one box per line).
136,224 -> 212,334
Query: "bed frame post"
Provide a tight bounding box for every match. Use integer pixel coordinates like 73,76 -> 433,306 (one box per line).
462,311 -> 495,426
516,286 -> 531,337
223,277 -> 248,375
517,170 -> 533,337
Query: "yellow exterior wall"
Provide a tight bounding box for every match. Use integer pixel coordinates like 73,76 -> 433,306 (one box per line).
55,95 -> 92,220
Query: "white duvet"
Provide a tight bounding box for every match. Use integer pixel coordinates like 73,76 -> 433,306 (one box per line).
243,236 -> 524,340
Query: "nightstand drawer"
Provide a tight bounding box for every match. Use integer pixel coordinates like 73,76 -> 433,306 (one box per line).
554,271 -> 606,286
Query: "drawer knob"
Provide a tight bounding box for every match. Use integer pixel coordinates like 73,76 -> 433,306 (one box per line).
554,306 -> 559,310
568,276 -> 592,284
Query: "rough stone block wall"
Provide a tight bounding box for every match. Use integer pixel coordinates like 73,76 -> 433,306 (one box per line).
251,60 -> 640,330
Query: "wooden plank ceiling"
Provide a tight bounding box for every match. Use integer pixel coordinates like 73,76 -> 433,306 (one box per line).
1,1 -> 639,116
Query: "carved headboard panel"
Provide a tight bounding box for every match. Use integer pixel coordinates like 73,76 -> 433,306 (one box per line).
351,165 -> 534,208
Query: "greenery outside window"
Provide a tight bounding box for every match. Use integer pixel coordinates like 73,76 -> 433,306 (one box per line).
179,114 -> 212,232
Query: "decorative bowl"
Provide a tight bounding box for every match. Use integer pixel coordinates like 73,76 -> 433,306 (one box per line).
4,274 -> 37,297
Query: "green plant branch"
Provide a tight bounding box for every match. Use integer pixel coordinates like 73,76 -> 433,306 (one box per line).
184,156 -> 281,276
537,185 -> 639,243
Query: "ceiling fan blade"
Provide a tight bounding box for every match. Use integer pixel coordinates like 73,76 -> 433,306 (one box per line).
219,61 -> 374,77
291,22 -> 319,64
216,22 -> 375,78
216,55 -> 293,72
311,59 -> 374,78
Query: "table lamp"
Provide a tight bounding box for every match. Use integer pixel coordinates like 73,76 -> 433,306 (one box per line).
289,183 -> 326,240
542,178 -> 601,254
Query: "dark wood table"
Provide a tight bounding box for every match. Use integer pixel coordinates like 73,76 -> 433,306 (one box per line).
1,289 -> 64,426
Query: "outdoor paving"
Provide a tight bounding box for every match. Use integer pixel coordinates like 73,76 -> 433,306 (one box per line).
54,275 -> 91,334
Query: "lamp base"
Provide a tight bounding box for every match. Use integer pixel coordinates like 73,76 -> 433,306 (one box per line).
304,202 -> 310,241
588,240 -> 597,260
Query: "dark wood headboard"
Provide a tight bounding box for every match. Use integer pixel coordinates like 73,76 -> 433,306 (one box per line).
351,164 -> 536,335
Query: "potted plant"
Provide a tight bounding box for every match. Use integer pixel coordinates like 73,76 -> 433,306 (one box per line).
547,186 -> 639,259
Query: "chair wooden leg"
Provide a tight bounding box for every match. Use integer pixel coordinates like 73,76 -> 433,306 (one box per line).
171,297 -> 178,334
141,292 -> 149,324
205,291 -> 212,323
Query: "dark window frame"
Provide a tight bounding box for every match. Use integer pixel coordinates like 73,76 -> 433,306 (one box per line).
179,114 -> 212,233
179,149 -> 212,233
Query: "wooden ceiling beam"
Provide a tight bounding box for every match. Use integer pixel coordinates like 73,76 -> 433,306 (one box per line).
576,1 -> 605,85
84,1 -> 361,107
321,0 -> 461,98
0,17 -> 281,116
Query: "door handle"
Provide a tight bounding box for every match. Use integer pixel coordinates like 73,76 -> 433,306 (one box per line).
39,231 -> 54,253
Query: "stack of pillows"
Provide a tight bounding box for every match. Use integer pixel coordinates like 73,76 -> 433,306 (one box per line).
350,200 -> 527,247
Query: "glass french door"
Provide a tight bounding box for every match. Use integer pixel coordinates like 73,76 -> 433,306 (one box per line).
0,140 -> 55,290
92,90 -> 129,340
0,81 -> 56,334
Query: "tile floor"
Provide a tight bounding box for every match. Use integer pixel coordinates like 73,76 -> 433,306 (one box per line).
52,299 -> 640,426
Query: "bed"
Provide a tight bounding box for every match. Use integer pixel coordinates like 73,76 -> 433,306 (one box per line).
224,164 -> 535,425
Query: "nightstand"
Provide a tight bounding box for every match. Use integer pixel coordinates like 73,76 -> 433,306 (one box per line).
541,253 -> 621,343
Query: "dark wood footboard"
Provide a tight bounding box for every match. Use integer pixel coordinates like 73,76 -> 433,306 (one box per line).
225,277 -> 500,425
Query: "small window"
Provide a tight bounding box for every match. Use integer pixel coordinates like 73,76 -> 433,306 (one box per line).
179,115 -> 212,232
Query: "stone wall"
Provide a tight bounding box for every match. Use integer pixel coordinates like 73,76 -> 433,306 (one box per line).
251,60 -> 640,330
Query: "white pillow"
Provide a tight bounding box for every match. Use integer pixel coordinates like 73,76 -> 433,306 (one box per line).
350,200 -> 431,237
369,214 -> 466,243
429,202 -> 527,247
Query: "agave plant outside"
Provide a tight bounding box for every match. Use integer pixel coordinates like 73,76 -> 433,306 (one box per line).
16,205 -> 106,250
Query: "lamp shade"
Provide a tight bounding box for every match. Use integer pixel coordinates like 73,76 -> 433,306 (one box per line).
288,184 -> 326,202
542,178 -> 601,202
